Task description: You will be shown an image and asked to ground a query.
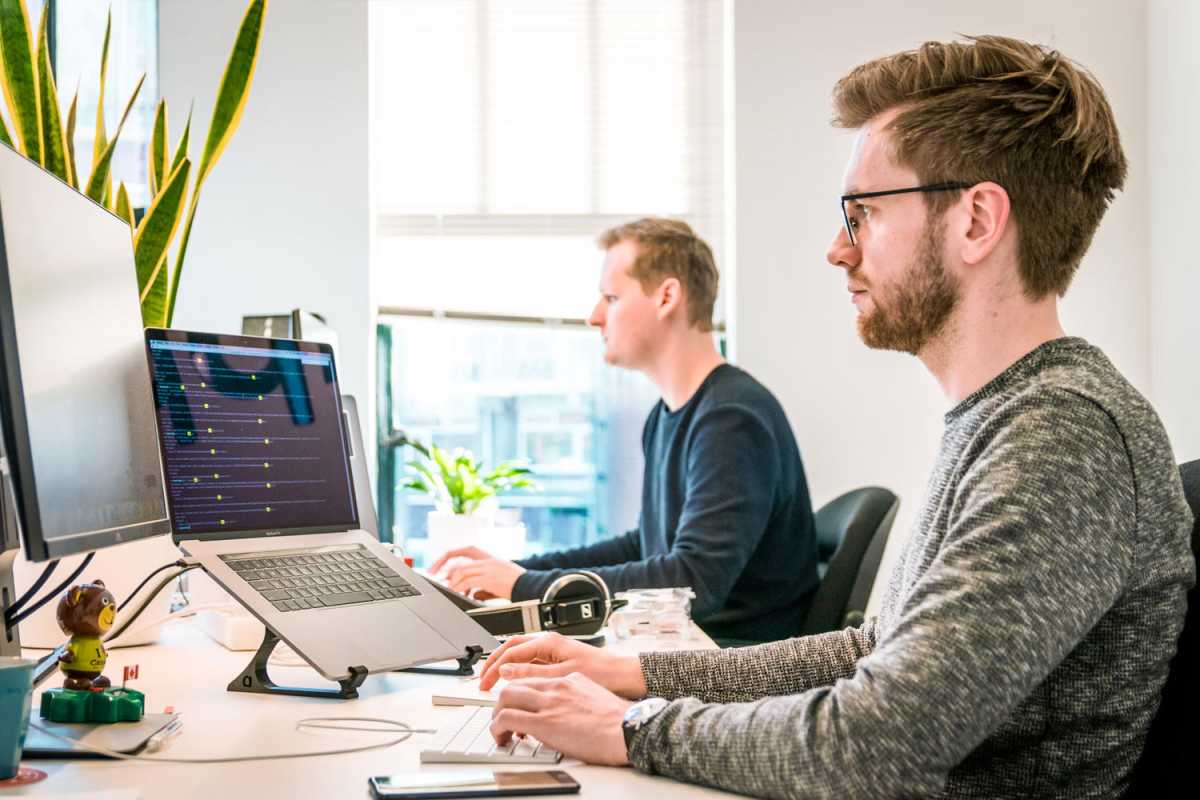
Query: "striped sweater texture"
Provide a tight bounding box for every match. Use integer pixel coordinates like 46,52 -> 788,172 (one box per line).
628,338 -> 1195,799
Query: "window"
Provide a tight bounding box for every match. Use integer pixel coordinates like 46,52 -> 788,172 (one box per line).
53,0 -> 159,210
370,0 -> 725,559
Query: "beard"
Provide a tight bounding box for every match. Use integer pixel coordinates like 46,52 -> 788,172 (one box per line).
855,217 -> 960,355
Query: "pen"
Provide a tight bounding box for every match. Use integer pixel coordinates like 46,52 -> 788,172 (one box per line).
144,718 -> 184,753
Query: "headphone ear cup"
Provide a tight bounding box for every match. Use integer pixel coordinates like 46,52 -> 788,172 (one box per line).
539,571 -> 612,635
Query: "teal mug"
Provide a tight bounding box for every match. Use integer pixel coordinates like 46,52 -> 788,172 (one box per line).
0,657 -> 35,780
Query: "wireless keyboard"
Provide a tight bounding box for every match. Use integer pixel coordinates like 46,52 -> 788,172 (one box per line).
421,705 -> 562,764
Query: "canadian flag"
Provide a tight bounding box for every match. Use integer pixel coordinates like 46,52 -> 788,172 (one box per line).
123,665 -> 139,683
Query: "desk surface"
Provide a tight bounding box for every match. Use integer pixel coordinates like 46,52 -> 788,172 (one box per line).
16,621 -> 737,799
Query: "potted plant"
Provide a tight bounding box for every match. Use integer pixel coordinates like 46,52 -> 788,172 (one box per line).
400,441 -> 539,563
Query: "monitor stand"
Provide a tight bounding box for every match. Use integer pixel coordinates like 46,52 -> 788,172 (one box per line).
1,459 -> 23,659
0,549 -> 20,659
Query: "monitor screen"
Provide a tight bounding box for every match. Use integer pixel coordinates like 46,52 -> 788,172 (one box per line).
0,143 -> 169,561
145,330 -> 359,539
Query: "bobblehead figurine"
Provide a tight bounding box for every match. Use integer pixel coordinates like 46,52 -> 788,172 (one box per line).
56,580 -> 116,691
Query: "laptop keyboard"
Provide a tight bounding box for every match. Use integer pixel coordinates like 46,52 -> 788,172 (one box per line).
220,544 -> 419,612
421,705 -> 562,764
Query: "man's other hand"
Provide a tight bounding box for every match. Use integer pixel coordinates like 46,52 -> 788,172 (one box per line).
479,632 -> 647,699
431,546 -> 525,600
490,673 -> 633,766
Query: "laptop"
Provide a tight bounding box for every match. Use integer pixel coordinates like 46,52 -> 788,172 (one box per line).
143,328 -> 498,681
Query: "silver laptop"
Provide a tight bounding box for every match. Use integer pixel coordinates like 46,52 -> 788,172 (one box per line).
143,328 -> 497,682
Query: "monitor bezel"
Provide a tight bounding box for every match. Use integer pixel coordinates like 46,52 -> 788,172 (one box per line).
144,327 -> 361,545
0,162 -> 171,562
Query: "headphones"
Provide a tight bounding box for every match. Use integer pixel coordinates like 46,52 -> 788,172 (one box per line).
465,570 -> 622,638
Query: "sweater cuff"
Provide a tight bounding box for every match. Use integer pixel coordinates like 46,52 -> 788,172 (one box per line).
511,570 -> 544,602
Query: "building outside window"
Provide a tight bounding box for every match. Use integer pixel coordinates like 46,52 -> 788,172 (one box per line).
370,0 -> 726,562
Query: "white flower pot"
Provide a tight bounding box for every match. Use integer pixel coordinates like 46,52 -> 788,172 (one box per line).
424,510 -> 527,564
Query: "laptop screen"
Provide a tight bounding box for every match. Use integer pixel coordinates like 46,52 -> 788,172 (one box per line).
145,329 -> 358,538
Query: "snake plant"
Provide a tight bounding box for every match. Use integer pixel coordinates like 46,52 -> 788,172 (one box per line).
0,0 -> 266,327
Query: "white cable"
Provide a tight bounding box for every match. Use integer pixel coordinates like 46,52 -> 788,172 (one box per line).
26,717 -> 438,764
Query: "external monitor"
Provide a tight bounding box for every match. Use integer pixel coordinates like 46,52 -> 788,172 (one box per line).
0,142 -> 170,653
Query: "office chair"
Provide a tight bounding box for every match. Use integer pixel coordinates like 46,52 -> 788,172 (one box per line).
1126,459 -> 1200,799
799,487 -> 899,635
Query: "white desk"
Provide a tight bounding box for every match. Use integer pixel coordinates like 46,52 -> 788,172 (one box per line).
15,621 -> 738,799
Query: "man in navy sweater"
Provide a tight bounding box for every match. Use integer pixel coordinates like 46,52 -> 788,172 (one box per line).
430,218 -> 818,643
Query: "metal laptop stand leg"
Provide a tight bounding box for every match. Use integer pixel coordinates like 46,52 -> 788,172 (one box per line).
400,645 -> 484,676
228,628 -> 368,699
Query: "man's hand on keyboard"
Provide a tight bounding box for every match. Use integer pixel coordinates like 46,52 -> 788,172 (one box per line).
430,547 -> 525,600
490,672 -> 632,767
479,632 -> 647,700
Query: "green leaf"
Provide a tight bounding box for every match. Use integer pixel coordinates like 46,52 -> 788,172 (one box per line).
90,7 -> 111,180
170,103 -> 192,174
35,5 -> 66,180
114,181 -> 133,230
134,157 -> 190,327
0,90 -> 12,148
0,0 -> 41,162
63,83 -> 78,188
84,72 -> 144,204
166,0 -> 267,326
149,98 -> 167,196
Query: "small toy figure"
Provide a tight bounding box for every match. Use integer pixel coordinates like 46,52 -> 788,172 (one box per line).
55,580 -> 116,691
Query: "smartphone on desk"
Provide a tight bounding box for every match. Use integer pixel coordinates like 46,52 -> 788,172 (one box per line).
369,770 -> 579,799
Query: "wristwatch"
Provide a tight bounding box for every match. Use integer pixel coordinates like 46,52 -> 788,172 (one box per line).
622,697 -> 670,752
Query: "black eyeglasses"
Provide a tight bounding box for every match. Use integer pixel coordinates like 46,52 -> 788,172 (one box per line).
840,182 -> 972,246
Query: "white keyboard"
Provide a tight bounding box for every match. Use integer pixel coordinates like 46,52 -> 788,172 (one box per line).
421,705 -> 562,765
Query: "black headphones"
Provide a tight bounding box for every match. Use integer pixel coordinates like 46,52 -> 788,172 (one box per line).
463,569 -> 624,639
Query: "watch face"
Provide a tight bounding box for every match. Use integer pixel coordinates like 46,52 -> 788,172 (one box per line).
624,697 -> 670,729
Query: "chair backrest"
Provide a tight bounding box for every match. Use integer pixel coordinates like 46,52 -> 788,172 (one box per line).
1127,460 -> 1200,798
800,487 -> 899,635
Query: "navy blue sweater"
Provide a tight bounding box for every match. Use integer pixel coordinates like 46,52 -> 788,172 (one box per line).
512,364 -> 819,643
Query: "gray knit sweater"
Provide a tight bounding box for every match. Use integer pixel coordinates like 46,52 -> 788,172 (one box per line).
627,338 -> 1194,799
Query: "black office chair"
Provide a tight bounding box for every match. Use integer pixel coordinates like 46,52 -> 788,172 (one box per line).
799,487 -> 899,635
1126,460 -> 1200,799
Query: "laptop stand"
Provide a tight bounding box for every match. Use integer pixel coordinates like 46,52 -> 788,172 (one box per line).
228,627 -> 368,699
400,644 -> 483,676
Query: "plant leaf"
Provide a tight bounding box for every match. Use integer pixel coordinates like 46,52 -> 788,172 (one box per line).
84,72 -> 144,204
63,83 -> 78,188
114,181 -> 133,230
165,0 -> 267,326
148,98 -> 167,196
134,157 -> 190,327
169,102 -> 192,173
0,0 -> 41,162
35,5 -> 66,180
90,7 -> 110,179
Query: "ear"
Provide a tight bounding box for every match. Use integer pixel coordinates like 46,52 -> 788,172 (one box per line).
655,277 -> 684,322
957,181 -> 1011,266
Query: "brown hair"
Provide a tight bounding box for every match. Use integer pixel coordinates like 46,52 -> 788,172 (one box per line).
597,218 -> 719,331
832,35 -> 1127,298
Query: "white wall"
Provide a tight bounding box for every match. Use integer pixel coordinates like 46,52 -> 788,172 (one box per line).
158,0 -> 372,423
731,0 -> 1151,609
1148,0 -> 1200,465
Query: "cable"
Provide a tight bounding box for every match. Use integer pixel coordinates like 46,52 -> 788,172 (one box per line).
4,559 -> 59,620
5,552 -> 94,629
118,559 -> 189,611
25,717 -> 437,764
30,562 -> 201,690
104,566 -> 200,643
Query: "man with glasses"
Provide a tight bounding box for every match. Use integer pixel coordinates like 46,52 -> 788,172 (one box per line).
470,35 -> 1194,799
